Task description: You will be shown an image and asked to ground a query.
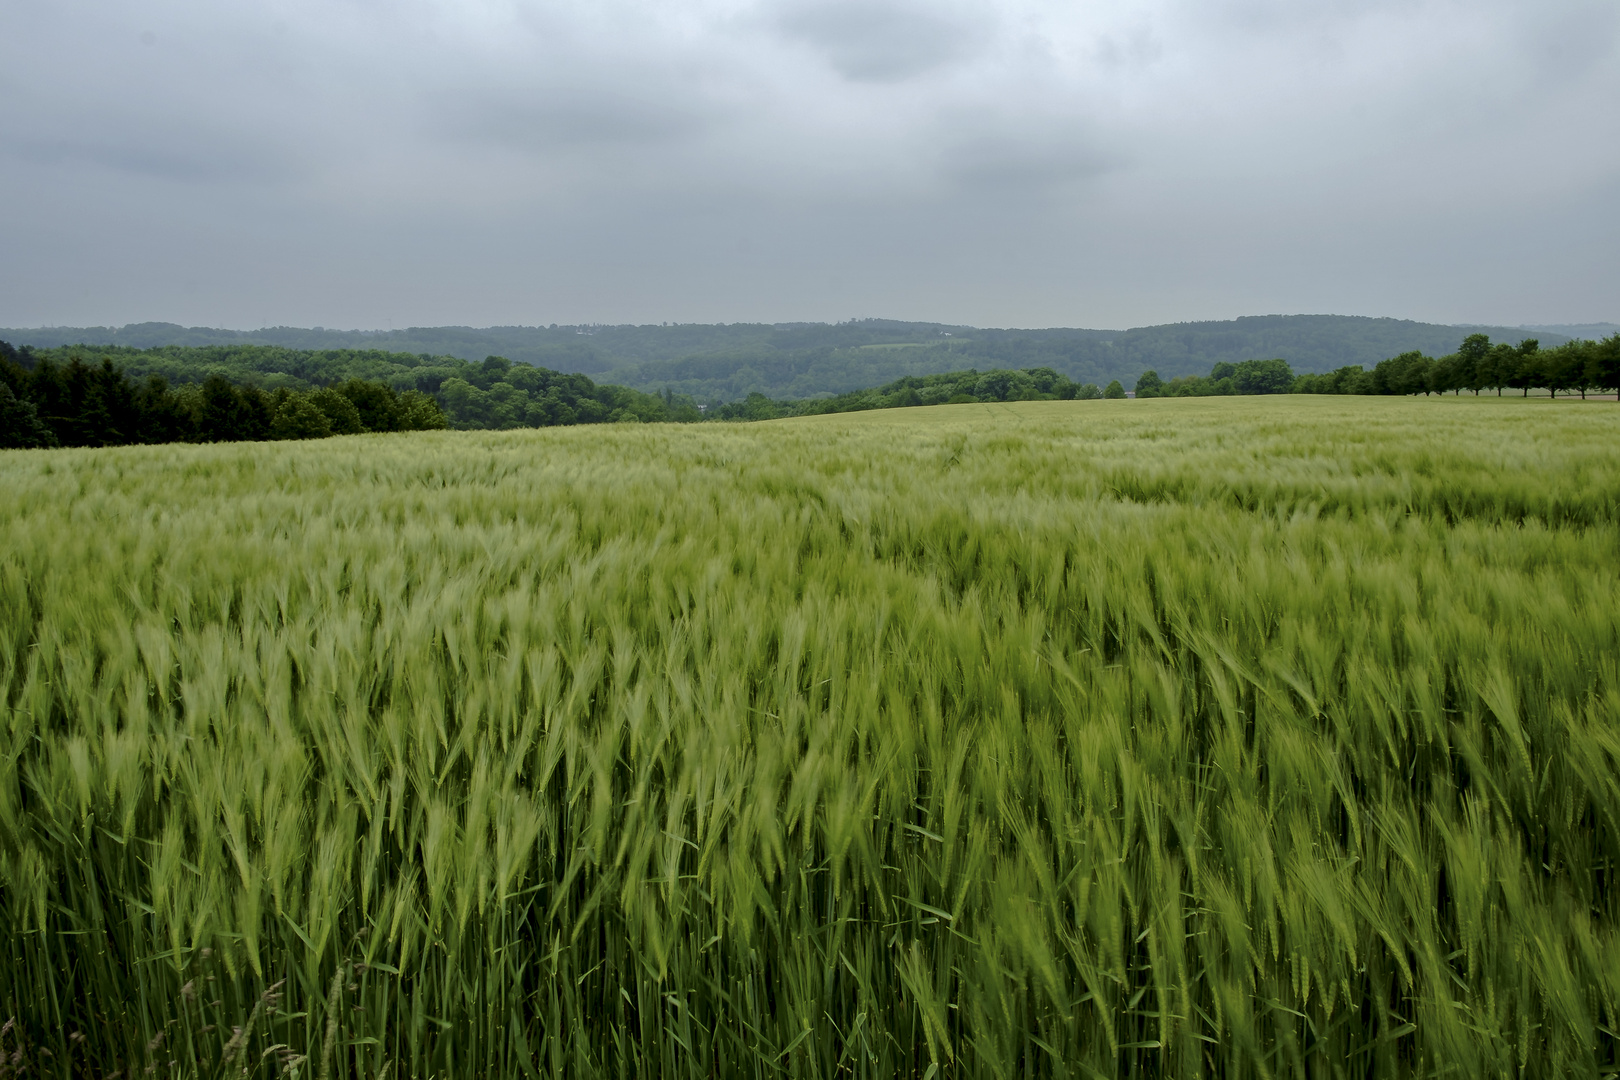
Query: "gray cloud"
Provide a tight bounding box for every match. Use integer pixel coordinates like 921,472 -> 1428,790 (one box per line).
0,0 -> 1616,330
1514,5 -> 1620,84
935,120 -> 1118,192
9,119 -> 301,185
773,0 -> 988,81
436,90 -> 710,150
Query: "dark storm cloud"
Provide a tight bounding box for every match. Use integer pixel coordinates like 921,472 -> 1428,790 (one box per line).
0,0 -> 1616,329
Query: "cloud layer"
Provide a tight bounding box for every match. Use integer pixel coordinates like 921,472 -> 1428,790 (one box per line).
2,0 -> 1616,328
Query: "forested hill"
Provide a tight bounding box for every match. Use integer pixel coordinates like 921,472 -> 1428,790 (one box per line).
1,315 -> 1567,402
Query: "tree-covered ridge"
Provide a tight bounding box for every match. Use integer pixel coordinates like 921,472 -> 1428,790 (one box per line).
2,315 -> 1569,400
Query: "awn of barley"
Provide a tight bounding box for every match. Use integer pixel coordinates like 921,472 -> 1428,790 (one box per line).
1,396 -> 1617,1078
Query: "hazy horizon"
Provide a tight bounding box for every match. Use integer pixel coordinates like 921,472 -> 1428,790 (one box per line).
4,314 -> 1616,337
4,1 -> 1616,331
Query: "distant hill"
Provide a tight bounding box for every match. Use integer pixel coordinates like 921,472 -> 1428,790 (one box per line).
0,315 -> 1571,402
1518,322 -> 1618,341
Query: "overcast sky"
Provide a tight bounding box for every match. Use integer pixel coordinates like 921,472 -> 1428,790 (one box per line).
2,0 -> 1616,330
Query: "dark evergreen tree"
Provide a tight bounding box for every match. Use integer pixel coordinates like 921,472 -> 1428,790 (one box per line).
196,375 -> 246,442
135,376 -> 193,443
0,341 -> 31,401
26,358 -> 70,441
0,383 -> 57,449
237,386 -> 274,441
62,358 -> 115,445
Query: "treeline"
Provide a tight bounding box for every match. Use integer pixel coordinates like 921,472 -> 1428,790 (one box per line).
1130,334 -> 1620,399
1133,358 -> 1296,397
730,333 -> 1620,422
10,329 -> 1617,451
6,315 -> 1579,398
0,342 -> 446,450
12,343 -> 704,431
1292,333 -> 1620,397
435,355 -> 703,426
2,344 -> 1106,447
706,366 -> 1109,420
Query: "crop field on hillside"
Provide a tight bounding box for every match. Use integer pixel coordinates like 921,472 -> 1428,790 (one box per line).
2,397 -> 1618,1078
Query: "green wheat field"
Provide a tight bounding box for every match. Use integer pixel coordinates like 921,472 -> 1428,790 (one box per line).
2,396 -> 1618,1079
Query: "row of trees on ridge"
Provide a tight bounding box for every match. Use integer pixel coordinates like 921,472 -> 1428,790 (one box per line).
1134,334 -> 1620,399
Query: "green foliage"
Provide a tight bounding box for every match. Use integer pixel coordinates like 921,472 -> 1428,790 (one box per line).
1230,356 -> 1295,394
2,398 -> 1620,1077
12,327 -> 1612,450
1595,333 -> 1620,393
270,394 -> 334,440
1292,364 -> 1373,395
397,389 -> 449,431
426,364 -> 687,429
196,374 -> 273,442
1289,333 -> 1620,400
334,378 -> 404,432
710,366 -> 1086,420
1103,379 -> 1126,398
1146,332 -> 1620,402
0,344 -> 449,448
11,343 -> 701,431
0,384 -> 56,449
5,316 -> 1571,402
309,387 -> 365,435
1155,358 -> 1297,397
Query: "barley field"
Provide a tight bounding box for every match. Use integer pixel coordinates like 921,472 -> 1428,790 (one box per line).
2,397 -> 1618,1079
